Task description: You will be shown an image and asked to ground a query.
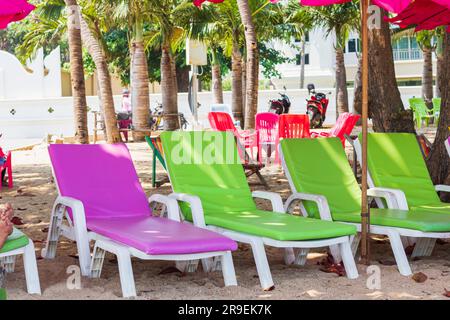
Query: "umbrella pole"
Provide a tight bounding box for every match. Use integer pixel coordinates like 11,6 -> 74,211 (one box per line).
360,0 -> 370,265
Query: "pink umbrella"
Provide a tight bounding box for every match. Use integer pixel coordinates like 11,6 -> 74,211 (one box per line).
0,0 -> 35,29
388,0 -> 450,31
301,0 -> 411,13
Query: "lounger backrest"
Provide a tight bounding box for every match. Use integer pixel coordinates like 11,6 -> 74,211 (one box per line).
281,138 -> 361,218
363,133 -> 440,207
161,131 -> 256,219
49,144 -> 150,219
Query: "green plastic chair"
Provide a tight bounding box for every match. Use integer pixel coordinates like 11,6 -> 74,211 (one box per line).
280,137 -> 450,276
432,98 -> 441,123
160,131 -> 358,290
0,228 -> 41,295
409,98 -> 434,129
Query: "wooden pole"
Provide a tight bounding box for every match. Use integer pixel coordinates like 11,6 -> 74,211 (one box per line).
360,0 -> 370,265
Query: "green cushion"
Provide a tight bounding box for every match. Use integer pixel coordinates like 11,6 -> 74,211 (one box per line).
335,208 -> 450,233
0,228 -> 29,254
206,209 -> 356,241
281,138 -> 362,219
363,133 -> 443,208
161,131 -> 356,240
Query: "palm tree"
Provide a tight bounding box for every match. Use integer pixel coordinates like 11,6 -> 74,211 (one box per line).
79,2 -> 121,143
368,10 -> 415,132
108,0 -> 151,139
236,0 -> 258,129
65,0 -> 89,143
416,31 -> 437,108
427,32 -> 449,197
18,0 -> 121,143
299,2 -> 359,118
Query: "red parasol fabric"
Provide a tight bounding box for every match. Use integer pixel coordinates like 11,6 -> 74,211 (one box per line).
300,0 -> 411,13
0,0 -> 35,29
387,0 -> 450,31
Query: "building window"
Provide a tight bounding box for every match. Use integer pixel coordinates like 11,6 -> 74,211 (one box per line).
296,54 -> 310,65
347,38 -> 360,53
294,32 -> 309,43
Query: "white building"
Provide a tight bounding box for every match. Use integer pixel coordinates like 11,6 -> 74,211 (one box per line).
271,28 -> 436,90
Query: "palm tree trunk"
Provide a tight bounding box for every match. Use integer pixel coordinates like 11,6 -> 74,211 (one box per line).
368,12 -> 415,133
130,17 -> 150,141
79,17 -> 121,143
435,53 -> 442,98
422,47 -> 434,108
211,49 -> 223,104
231,39 -> 244,128
427,32 -> 450,200
335,47 -> 349,117
65,0 -> 89,144
299,38 -> 306,89
236,0 -> 259,130
353,54 -> 362,115
161,40 -> 179,130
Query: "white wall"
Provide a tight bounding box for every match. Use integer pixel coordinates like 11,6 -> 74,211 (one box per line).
0,48 -> 61,100
0,87 -> 423,140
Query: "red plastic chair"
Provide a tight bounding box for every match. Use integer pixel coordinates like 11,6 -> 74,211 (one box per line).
255,112 -> 279,164
208,112 -> 257,158
0,147 -> 13,190
278,114 -> 311,139
311,112 -> 360,146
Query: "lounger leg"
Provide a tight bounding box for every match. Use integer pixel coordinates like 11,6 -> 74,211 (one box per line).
42,204 -> 64,259
176,260 -> 199,273
387,231 -> 412,276
90,244 -> 106,278
116,249 -> 136,298
339,240 -> 359,279
329,245 -> 342,263
283,248 -> 295,265
249,239 -> 274,290
350,233 -> 361,257
411,238 -> 436,258
220,252 -> 237,287
294,248 -> 309,266
0,255 -> 16,273
72,212 -> 91,277
23,242 -> 41,295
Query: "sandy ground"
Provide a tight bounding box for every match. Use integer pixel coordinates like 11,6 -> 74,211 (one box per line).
2,127 -> 450,300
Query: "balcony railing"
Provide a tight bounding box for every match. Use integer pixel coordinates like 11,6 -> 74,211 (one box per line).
393,48 -> 423,61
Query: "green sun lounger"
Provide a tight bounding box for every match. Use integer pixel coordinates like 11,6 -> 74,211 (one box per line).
0,228 -> 41,295
160,131 -> 358,290
354,133 -> 450,257
280,137 -> 450,276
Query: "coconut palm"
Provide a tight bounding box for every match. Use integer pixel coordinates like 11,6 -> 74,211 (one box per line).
18,0 -> 121,143
65,0 -> 89,143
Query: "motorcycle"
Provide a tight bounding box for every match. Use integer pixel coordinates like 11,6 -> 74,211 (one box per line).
305,84 -> 331,128
268,87 -> 291,115
149,102 -> 189,131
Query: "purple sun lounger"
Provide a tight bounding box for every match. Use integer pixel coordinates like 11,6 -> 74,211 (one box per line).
42,143 -> 237,297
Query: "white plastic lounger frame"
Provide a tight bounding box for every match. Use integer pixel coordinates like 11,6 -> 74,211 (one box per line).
354,138 -> 450,259
0,237 -> 41,295
42,193 -> 237,298
280,142 -> 450,277
168,192 -> 359,291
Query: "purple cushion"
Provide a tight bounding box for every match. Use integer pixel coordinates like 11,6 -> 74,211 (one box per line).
49,144 -> 151,219
88,216 -> 237,254
48,144 -> 237,254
